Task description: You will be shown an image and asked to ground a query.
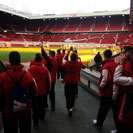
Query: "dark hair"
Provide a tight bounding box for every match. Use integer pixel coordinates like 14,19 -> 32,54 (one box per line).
127,47 -> 133,57
50,51 -> 55,56
94,52 -> 102,64
62,49 -> 65,53
70,46 -> 73,51
122,46 -> 133,53
57,49 -> 60,54
9,51 -> 21,65
73,50 -> 77,54
35,56 -> 42,62
36,53 -> 41,56
71,53 -> 77,61
103,49 -> 112,58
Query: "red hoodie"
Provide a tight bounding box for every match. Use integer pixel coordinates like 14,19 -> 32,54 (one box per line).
56,53 -> 63,67
0,64 -> 37,118
63,61 -> 85,84
28,62 -> 51,96
30,58 -> 47,67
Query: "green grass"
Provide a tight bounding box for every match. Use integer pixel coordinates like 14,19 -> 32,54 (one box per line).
0,52 -> 36,62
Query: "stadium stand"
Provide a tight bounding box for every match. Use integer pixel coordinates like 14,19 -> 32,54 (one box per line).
0,9 -> 132,48
92,16 -> 108,31
77,17 -> 94,32
107,15 -> 123,31
52,19 -> 69,32
64,18 -> 82,32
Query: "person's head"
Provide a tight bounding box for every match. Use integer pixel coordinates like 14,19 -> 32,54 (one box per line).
50,51 -> 55,57
126,47 -> 133,63
57,49 -> 60,54
120,46 -> 133,63
103,49 -> 112,59
35,53 -> 42,62
62,49 -> 65,53
73,50 -> 77,54
94,52 -> 102,64
121,46 -> 132,54
35,53 -> 41,57
70,53 -> 77,61
9,51 -> 21,65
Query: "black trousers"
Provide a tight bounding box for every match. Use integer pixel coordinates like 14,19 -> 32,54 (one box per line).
75,83 -> 78,95
64,83 -> 77,111
32,94 -> 47,124
2,113 -> 31,133
97,96 -> 114,127
57,67 -> 62,79
49,83 -> 55,108
113,102 -> 133,133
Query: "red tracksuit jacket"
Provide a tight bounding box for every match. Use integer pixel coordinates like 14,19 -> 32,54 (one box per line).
28,62 -> 51,96
63,61 -> 85,84
0,64 -> 37,118
99,58 -> 117,97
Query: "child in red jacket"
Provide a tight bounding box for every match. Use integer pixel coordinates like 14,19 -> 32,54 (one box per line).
0,51 -> 37,133
28,54 -> 51,129
63,53 -> 85,117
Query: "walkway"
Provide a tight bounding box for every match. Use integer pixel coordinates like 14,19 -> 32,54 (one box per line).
31,79 -> 115,133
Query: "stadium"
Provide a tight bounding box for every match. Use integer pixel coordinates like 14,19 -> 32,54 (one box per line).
0,1 -> 132,64
0,0 -> 133,133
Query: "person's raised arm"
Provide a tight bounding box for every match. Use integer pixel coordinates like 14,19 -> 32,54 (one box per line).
41,45 -> 52,72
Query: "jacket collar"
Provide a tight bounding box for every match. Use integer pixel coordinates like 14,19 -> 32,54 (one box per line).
7,64 -> 24,71
102,58 -> 114,66
32,62 -> 42,66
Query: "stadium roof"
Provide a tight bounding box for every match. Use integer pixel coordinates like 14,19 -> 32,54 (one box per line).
30,11 -> 130,20
0,0 -> 130,15
0,3 -> 130,20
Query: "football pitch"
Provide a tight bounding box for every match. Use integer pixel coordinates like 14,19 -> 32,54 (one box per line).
0,47 -> 120,64
0,47 -> 97,63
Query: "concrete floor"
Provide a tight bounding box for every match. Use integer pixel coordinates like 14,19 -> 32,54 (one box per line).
31,79 -> 116,133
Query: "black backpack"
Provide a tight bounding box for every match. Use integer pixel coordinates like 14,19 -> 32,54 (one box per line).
6,71 -> 29,112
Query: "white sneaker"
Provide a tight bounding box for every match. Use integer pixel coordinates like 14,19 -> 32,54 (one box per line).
110,130 -> 117,133
68,108 -> 73,117
92,119 -> 97,124
92,119 -> 102,128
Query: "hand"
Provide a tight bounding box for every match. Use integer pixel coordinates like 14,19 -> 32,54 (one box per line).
40,43 -> 43,48
13,100 -> 27,112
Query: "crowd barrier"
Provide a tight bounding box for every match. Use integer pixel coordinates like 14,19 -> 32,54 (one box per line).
80,68 -> 100,96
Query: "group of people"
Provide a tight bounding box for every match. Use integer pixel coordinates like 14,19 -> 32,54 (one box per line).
0,46 -> 133,133
93,46 -> 133,133
0,46 -> 85,133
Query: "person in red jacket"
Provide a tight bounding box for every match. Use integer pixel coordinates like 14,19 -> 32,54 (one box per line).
73,50 -> 82,96
93,49 -> 117,129
0,51 -> 37,133
28,54 -> 51,129
113,46 -> 133,133
41,46 -> 58,111
30,53 -> 47,67
56,49 -> 63,79
63,53 -> 85,117
112,46 -> 132,133
61,49 -> 66,80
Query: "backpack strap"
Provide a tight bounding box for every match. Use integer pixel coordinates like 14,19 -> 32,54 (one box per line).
19,71 -> 26,84
6,71 -> 26,84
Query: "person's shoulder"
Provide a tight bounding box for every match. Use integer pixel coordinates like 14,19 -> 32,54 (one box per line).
24,71 -> 33,78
